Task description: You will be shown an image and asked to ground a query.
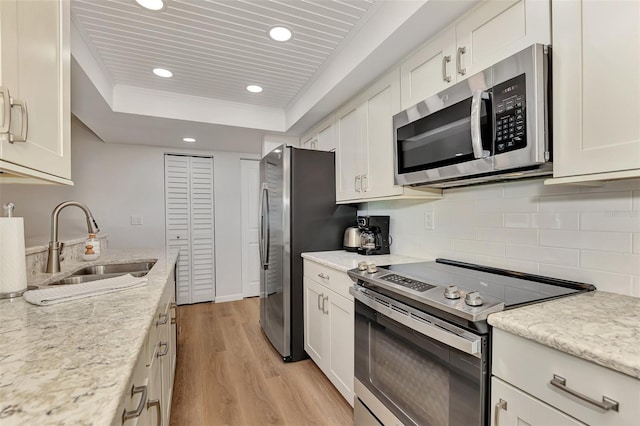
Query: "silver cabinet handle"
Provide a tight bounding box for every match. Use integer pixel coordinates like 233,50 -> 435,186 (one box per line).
147,399 -> 162,426
550,374 -> 619,412
156,313 -> 169,326
0,86 -> 10,134
8,98 -> 27,143
361,174 -> 368,192
317,293 -> 324,311
494,399 -> 507,426
157,342 -> 169,357
317,272 -> 329,280
322,295 -> 329,314
470,90 -> 491,159
122,385 -> 148,423
442,55 -> 452,83
457,46 -> 466,76
354,175 -> 361,192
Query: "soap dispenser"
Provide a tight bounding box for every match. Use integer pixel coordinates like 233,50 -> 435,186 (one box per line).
82,233 -> 100,261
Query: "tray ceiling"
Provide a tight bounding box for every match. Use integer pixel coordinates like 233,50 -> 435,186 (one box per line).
71,0 -> 379,109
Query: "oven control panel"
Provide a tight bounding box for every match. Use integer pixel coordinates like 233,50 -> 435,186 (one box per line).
381,274 -> 436,292
494,73 -> 526,154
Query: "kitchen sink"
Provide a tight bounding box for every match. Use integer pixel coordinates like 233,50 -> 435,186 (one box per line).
48,260 -> 156,285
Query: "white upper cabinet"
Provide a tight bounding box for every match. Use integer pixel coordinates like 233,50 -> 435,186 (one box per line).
336,68 -> 440,203
301,115 -> 336,152
0,0 -> 71,185
547,0 -> 640,184
400,0 -> 550,110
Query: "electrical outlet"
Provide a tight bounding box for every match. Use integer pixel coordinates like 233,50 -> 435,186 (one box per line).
130,215 -> 144,225
424,211 -> 434,230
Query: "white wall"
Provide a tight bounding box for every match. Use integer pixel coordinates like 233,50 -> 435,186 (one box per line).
360,178 -> 640,297
0,117 -> 260,300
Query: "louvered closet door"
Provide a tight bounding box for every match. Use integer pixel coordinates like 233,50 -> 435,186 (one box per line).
165,155 -> 215,305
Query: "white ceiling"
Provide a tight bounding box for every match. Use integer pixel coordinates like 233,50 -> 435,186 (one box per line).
70,0 -> 477,153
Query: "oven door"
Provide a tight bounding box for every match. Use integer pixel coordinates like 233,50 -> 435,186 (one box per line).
353,288 -> 488,426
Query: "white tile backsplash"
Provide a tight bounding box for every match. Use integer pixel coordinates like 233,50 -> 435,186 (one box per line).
360,178 -> 640,297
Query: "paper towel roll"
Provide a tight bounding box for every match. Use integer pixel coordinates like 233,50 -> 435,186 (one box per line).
0,217 -> 27,296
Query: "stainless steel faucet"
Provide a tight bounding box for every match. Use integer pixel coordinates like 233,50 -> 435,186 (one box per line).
46,201 -> 100,273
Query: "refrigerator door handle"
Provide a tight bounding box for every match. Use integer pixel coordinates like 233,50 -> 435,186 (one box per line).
259,183 -> 265,267
264,187 -> 270,269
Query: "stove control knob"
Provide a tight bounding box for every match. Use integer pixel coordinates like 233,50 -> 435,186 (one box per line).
357,261 -> 368,271
366,263 -> 378,274
465,291 -> 483,307
444,285 -> 461,300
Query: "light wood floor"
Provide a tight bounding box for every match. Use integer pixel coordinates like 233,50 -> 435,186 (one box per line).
170,298 -> 354,426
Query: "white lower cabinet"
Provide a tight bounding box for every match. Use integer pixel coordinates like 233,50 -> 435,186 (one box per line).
492,328 -> 640,426
119,268 -> 177,426
303,259 -> 354,406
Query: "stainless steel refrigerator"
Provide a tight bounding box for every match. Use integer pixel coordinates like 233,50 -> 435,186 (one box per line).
259,145 -> 356,362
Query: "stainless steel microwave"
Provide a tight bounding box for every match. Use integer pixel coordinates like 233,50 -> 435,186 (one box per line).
393,44 -> 551,188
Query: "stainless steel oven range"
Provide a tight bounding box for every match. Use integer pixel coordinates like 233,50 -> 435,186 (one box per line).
348,259 -> 595,426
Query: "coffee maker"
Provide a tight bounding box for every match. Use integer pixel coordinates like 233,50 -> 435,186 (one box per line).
357,215 -> 391,255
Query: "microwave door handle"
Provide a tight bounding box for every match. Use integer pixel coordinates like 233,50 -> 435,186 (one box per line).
471,90 -> 491,159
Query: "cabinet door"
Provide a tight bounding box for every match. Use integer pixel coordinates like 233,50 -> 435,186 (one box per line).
303,277 -> 328,369
552,0 -> 640,178
148,348 -> 162,426
400,27 -> 456,110
317,122 -> 336,152
362,70 -> 403,199
0,0 -> 70,180
491,377 -> 585,426
455,0 -> 550,79
327,291 -> 354,406
335,105 -> 362,201
301,135 -> 317,150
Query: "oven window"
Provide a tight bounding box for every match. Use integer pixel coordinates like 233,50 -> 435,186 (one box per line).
396,96 -> 493,174
355,301 -> 487,426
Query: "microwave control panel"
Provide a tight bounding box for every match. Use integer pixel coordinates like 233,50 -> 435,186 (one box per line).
494,74 -> 526,154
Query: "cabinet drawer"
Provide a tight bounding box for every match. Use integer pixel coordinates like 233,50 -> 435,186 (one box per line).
492,328 -> 640,426
303,259 -> 353,300
147,300 -> 170,366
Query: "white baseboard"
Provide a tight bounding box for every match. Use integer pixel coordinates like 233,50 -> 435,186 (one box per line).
214,294 -> 244,303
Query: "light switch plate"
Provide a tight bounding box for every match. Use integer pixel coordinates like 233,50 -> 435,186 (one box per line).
424,211 -> 434,230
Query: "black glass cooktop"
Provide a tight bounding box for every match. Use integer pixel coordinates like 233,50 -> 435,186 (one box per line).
378,258 -> 595,309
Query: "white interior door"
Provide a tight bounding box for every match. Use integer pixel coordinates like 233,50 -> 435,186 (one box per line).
240,159 -> 260,297
165,154 -> 215,305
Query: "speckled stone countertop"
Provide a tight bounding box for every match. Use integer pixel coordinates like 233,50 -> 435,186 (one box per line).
301,250 -> 429,272
0,248 -> 178,425
488,291 -> 640,379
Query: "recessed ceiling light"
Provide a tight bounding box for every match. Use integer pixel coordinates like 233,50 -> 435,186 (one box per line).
135,0 -> 165,11
182,137 -> 196,143
247,85 -> 263,93
153,68 -> 173,78
269,26 -> 292,42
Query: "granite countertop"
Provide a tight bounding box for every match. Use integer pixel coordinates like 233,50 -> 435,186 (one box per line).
0,248 -> 178,425
301,250 -> 429,272
488,291 -> 640,380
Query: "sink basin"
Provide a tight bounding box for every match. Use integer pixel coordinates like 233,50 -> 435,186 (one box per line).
48,261 -> 156,285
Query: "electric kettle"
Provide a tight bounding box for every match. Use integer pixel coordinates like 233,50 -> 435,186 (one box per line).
343,226 -> 361,252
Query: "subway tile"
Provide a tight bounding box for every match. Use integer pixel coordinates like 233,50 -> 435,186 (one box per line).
539,263 -> 633,295
504,213 -> 532,228
634,191 -> 640,211
580,250 -> 640,275
454,240 -> 505,257
477,227 -> 538,244
503,179 -> 580,198
474,197 -> 538,213
633,275 -> 640,298
506,244 -> 579,266
443,182 -> 504,200
539,192 -> 631,212
503,212 -> 583,230
476,255 -> 539,274
539,230 -> 632,253
634,233 -> 640,254
432,225 -> 477,240
580,211 -> 640,232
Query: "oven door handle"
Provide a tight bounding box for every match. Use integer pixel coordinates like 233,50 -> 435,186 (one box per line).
471,89 -> 491,159
351,287 -> 482,357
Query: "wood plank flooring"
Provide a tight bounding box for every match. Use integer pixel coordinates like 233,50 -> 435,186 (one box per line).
170,298 -> 354,426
